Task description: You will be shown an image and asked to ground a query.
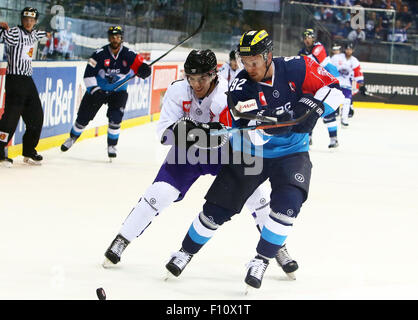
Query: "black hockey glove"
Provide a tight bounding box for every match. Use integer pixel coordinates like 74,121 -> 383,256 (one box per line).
189,121 -> 228,149
291,94 -> 324,134
257,108 -> 292,135
359,85 -> 367,96
162,118 -> 226,149
136,63 -> 151,79
90,86 -> 108,103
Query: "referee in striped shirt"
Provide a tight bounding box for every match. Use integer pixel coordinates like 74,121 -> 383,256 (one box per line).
0,7 -> 50,166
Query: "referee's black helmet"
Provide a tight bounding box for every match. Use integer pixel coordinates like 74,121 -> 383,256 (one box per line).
21,7 -> 39,20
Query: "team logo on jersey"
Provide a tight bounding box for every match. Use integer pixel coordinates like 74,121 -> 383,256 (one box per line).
313,46 -> 322,56
259,92 -> 267,106
0,131 -> 9,142
288,81 -> 296,92
195,108 -> 203,116
122,60 -> 127,67
294,173 -> 305,183
182,101 -> 191,113
273,90 -> 280,98
104,59 -> 110,67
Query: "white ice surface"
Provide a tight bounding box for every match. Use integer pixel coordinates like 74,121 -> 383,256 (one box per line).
1,108 -> 418,300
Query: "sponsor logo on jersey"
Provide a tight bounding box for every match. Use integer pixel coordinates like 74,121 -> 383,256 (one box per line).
273,90 -> 280,98
104,59 -> 110,67
259,92 -> 267,106
182,100 -> 191,113
0,131 -> 9,142
27,47 -> 33,58
317,66 -> 329,76
236,99 -> 258,113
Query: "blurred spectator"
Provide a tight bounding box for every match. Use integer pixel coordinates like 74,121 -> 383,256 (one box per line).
388,19 -> 408,43
347,27 -> 366,41
56,21 -> 74,59
41,31 -> 59,60
333,21 -> 351,40
365,11 -> 377,39
398,4 -> 413,32
376,1 -> 395,41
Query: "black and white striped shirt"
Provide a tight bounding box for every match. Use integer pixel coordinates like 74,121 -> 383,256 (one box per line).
0,26 -> 46,76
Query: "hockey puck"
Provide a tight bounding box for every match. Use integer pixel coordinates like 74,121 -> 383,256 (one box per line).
96,287 -> 106,300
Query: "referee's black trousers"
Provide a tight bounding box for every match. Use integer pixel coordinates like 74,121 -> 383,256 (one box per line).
0,75 -> 44,156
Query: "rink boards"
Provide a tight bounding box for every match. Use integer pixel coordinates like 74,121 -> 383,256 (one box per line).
0,59 -> 417,158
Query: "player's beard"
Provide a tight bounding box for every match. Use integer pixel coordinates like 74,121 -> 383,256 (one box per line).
110,41 -> 122,50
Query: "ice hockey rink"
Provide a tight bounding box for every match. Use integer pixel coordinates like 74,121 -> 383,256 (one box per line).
1,107 -> 418,301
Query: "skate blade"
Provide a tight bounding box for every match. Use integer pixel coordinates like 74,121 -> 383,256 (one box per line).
244,285 -> 256,295
23,158 -> 42,166
164,271 -> 176,281
102,258 -> 117,269
285,272 -> 296,280
0,161 -> 13,168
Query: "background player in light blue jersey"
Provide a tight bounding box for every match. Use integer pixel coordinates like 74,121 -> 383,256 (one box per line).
164,30 -> 344,290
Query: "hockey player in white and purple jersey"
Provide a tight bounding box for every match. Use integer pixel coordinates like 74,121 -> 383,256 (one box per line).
102,49 -> 275,270
164,30 -> 344,290
331,42 -> 365,127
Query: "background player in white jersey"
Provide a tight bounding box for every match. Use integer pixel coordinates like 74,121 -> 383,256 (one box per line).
299,29 -> 340,149
102,49 -> 272,268
331,42 -> 365,127
218,50 -> 243,86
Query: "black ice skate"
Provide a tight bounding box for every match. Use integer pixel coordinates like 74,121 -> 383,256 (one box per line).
0,148 -> 13,167
348,107 -> 354,118
107,145 -> 117,159
165,249 -> 193,278
275,244 -> 298,280
0,155 -> 13,167
341,119 -> 349,128
61,136 -> 77,152
103,234 -> 130,268
23,151 -> 43,165
328,137 -> 339,149
245,255 -> 269,291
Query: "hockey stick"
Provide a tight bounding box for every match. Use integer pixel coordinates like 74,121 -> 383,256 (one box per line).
362,91 -> 397,103
114,15 -> 206,91
211,90 -> 332,136
210,107 -> 317,136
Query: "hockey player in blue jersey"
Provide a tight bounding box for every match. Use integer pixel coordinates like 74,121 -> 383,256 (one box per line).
164,30 -> 344,290
60,26 -> 151,158
299,28 -> 340,148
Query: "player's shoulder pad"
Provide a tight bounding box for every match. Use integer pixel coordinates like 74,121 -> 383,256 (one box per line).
280,56 -> 306,76
166,78 -> 189,98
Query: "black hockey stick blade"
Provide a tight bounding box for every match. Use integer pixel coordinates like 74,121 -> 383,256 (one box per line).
363,91 -> 397,103
114,15 -> 205,90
